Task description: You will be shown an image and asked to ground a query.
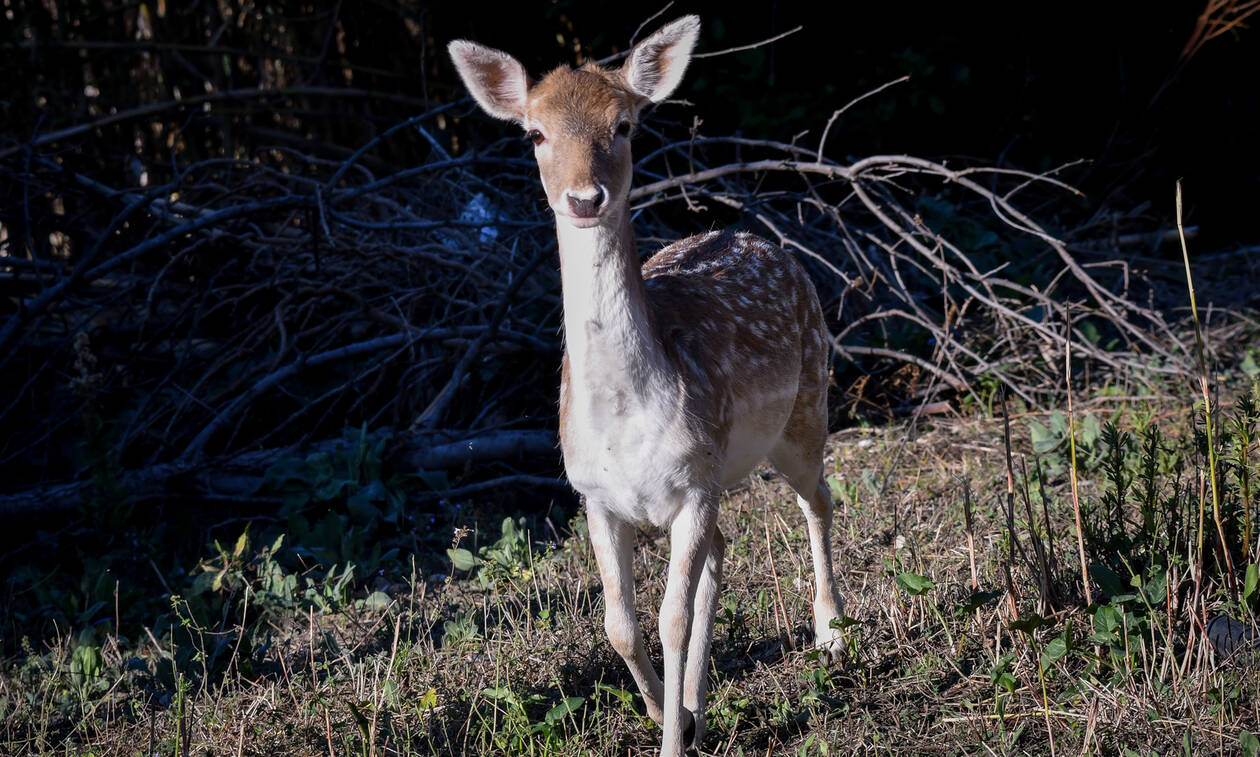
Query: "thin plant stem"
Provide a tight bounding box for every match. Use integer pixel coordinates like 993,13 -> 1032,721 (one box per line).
1031,634 -> 1057,757
1177,180 -> 1235,599
1065,331 -> 1094,606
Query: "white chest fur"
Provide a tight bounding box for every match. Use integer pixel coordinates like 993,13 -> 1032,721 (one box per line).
560,379 -> 701,526
555,221 -> 714,526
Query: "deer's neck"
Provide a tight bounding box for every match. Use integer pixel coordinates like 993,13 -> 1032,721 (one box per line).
556,211 -> 663,397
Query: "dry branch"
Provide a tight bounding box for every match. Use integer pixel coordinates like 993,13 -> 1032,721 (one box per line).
0,63 -> 1187,505
0,429 -> 557,519
630,139 -> 1185,407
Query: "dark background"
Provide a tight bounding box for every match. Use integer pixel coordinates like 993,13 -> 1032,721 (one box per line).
7,1 -> 1256,245
436,1 -> 1257,248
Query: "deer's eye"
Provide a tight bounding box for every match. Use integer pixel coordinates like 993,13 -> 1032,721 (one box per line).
525,129 -> 545,146
615,121 -> 632,138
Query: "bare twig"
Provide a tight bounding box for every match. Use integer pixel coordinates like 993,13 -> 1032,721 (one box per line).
692,26 -> 803,59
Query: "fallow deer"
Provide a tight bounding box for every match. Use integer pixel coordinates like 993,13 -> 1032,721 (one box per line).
449,16 -> 845,755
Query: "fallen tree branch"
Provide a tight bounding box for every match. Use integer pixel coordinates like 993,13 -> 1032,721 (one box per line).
184,326 -> 555,459
0,429 -> 558,519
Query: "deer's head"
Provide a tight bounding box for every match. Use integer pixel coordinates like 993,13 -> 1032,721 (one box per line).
449,16 -> 700,229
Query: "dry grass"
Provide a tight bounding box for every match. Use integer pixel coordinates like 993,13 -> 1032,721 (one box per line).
7,383 -> 1260,755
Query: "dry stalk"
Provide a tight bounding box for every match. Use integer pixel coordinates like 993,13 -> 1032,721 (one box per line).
1065,332 -> 1094,606
1176,181 -> 1235,599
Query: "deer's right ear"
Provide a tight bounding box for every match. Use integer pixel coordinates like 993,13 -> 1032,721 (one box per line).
448,40 -> 530,123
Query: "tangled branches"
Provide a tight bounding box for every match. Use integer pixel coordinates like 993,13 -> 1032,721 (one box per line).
627,131 -> 1188,411
1,87 -> 1187,504
2,103 -> 569,492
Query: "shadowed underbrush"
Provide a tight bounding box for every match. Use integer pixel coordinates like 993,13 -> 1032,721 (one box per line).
5,364 -> 1260,754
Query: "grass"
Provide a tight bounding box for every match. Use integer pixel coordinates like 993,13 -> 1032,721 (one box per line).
3,201 -> 1260,753
4,362 -> 1260,754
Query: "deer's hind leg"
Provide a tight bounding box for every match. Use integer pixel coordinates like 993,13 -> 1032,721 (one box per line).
768,390 -> 846,659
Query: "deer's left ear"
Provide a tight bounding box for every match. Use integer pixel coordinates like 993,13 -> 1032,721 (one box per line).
621,15 -> 700,103
449,40 -> 530,123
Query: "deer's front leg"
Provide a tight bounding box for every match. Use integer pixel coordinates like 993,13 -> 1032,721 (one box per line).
683,526 -> 724,747
659,496 -> 718,756
586,503 -> 665,723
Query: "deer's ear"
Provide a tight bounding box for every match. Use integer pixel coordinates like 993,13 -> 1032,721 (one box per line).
448,40 -> 530,123
621,15 -> 700,103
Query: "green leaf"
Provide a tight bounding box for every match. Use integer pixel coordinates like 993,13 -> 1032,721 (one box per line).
447,548 -> 478,572
957,589 -> 1004,615
413,469 -> 450,490
826,474 -> 845,500
348,479 -> 386,507
1242,730 -> 1260,757
347,480 -> 385,523
1042,635 -> 1069,663
348,422 -> 370,482
988,654 -> 1017,695
280,490 -> 310,510
1241,352 -> 1260,379
1028,419 -> 1058,454
190,569 -> 218,596
895,572 -> 935,595
596,683 -> 636,708
545,696 -> 586,725
1244,564 -> 1259,603
346,700 -> 369,732
1088,564 -> 1125,598
1007,613 -> 1049,635
1082,412 -> 1102,447
313,477 -> 352,503
71,643 -> 103,684
363,591 -> 391,610
232,529 -> 249,559
258,455 -> 307,489
1138,569 -> 1168,606
829,615 -> 860,630
1079,320 -> 1102,346
1093,604 -> 1122,633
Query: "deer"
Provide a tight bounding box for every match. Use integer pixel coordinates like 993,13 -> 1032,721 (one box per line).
449,16 -> 845,755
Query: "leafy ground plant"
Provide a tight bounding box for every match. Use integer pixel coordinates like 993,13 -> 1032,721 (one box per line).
5,370 -> 1260,753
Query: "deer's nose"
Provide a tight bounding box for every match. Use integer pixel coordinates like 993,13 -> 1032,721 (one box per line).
565,187 -> 606,219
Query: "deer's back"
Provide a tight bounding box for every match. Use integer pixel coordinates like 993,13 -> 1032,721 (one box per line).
642,231 -> 829,486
